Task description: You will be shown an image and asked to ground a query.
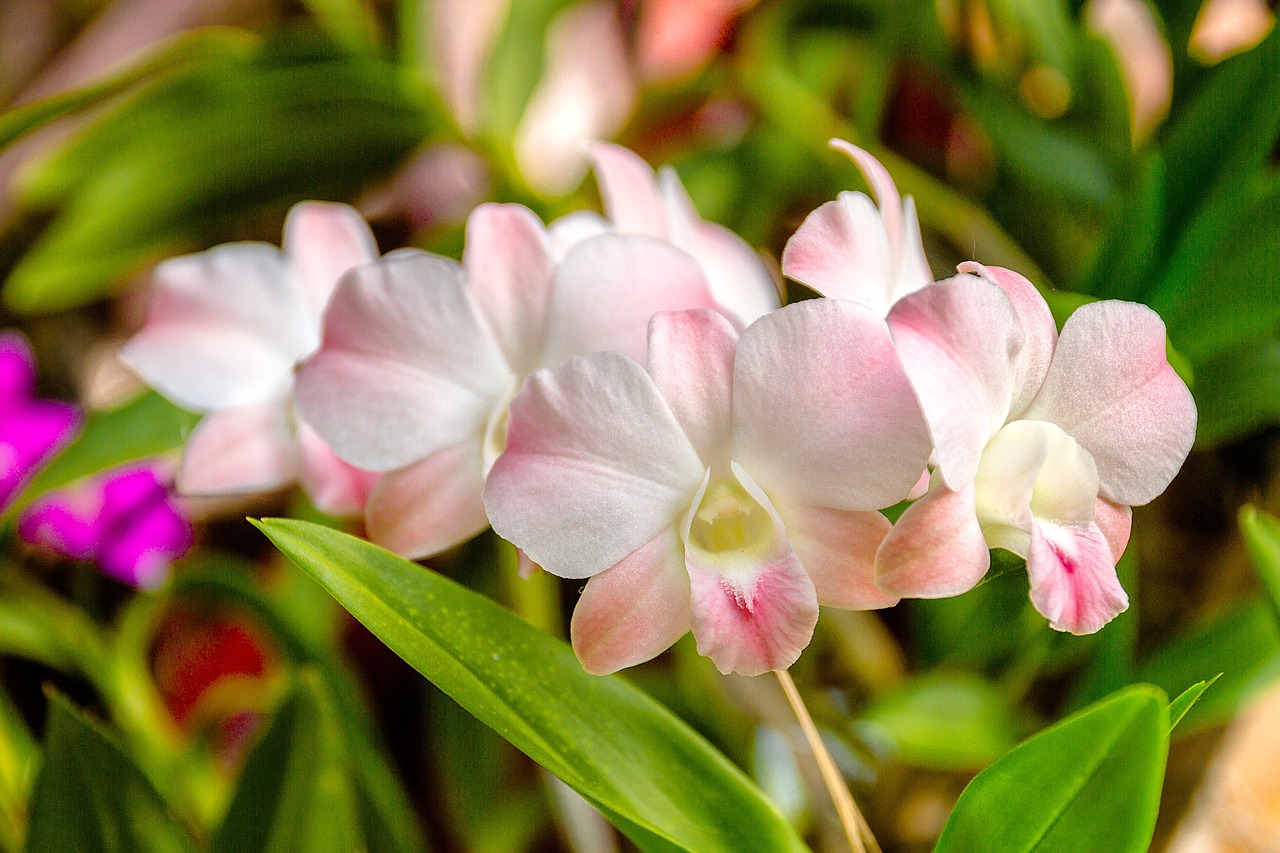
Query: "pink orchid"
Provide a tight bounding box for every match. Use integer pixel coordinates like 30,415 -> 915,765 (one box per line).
550,142 -> 781,328
781,139 -> 933,317
875,264 -> 1196,634
484,302 -> 932,676
0,332 -> 81,511
294,202 -> 719,560
120,202 -> 380,517
20,462 -> 192,589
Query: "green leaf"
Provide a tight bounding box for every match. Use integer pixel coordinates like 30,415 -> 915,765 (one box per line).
934,685 -> 1168,853
1240,505 -> 1280,625
1168,675 -> 1220,732
25,693 -> 194,853
0,574 -> 105,676
0,686 -> 37,852
1191,342 -> 1280,446
10,391 -> 199,516
856,672 -> 1021,771
211,672 -> 361,853
254,518 -> 809,853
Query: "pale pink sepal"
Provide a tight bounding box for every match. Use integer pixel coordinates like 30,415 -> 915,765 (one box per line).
1023,301 -> 1196,507
732,299 -> 931,511
647,309 -> 738,463
297,423 -> 379,519
887,275 -> 1021,490
364,441 -> 489,559
284,202 -> 379,322
177,403 -> 298,497
484,352 -> 704,580
1027,519 -> 1129,634
588,142 -> 666,236
682,465 -> 818,676
571,528 -> 691,674
1095,496 -> 1133,561
781,501 -> 897,609
875,482 -> 991,599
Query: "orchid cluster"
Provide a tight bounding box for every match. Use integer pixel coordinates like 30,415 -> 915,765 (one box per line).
123,141 -> 1196,677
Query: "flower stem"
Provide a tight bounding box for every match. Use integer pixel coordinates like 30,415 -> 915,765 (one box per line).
774,669 -> 880,853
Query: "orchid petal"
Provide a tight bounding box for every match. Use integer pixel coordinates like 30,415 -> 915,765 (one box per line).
571,528 -> 691,674
121,245 -> 313,410
0,400 -> 80,510
541,234 -> 715,366
780,192 -> 896,313
294,250 -> 512,471
875,482 -> 991,599
958,262 -> 1058,418
0,332 -> 36,408
546,210 -> 611,258
1095,496 -> 1133,561
484,352 -> 704,579
177,402 -> 298,497
283,202 -> 379,322
1027,519 -> 1128,634
888,274 -> 1022,489
365,439 -> 490,559
732,299 -> 931,510
657,167 -> 780,327
647,309 -> 738,464
829,139 -> 905,242
1023,301 -> 1196,506
296,423 -> 379,518
683,464 -> 819,675
779,500 -> 898,609
588,141 -> 666,236
464,203 -> 556,374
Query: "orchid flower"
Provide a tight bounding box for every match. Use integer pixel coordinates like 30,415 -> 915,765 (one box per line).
875,264 -> 1197,634
550,142 -> 781,328
781,138 -> 932,317
19,462 -> 192,589
0,332 -> 81,511
294,202 -> 719,559
121,203 -> 380,517
484,302 -> 932,676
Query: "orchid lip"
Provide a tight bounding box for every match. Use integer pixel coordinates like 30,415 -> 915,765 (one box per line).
685,474 -> 777,571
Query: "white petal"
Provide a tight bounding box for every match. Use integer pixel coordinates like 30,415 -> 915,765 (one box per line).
283,202 -> 379,323
647,308 -> 738,464
177,401 -> 298,496
365,440 -> 490,559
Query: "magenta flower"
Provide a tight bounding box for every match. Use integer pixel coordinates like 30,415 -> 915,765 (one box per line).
0,332 -> 81,511
875,264 -> 1197,634
20,463 -> 192,589
120,203 -> 381,517
484,302 -> 931,676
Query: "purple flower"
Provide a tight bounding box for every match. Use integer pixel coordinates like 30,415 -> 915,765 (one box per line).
19,463 -> 193,589
0,331 -> 81,511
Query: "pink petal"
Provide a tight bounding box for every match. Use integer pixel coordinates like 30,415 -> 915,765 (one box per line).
122,245 -> 313,410
464,203 -> 557,374
484,352 -> 704,580
657,168 -> 781,327
294,250 -> 513,471
1023,301 -> 1196,506
0,332 -> 36,408
296,423 -> 379,518
829,140 -> 905,241
888,274 -> 1022,489
570,528 -> 691,674
283,202 -> 379,323
780,500 -> 897,609
647,309 -> 738,464
433,0 -> 511,133
683,464 -> 819,675
546,210 -> 611,258
875,482 -> 991,598
177,402 -> 298,497
780,193 -> 896,313
588,142 -> 666,236
364,439 -> 490,559
541,233 -> 715,366
731,298 -> 932,511
1027,519 -> 1128,634
957,262 -> 1058,419
1095,496 -> 1133,561
0,399 -> 80,510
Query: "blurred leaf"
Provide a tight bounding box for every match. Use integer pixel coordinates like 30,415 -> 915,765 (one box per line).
0,574 -> 104,676
255,518 -> 809,853
211,671 -> 361,853
935,685 -> 1168,852
6,34 -> 431,314
1168,675 -> 1220,732
909,556 -> 1038,670
0,686 -> 37,853
479,0 -> 575,147
1136,598 -> 1280,733
10,391 -> 199,516
1193,342 -> 1280,446
300,0 -> 381,55
855,672 -> 1021,771
25,693 -> 194,853
1240,505 -> 1280,627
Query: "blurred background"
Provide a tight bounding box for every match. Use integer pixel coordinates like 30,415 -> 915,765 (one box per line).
0,0 -> 1277,850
